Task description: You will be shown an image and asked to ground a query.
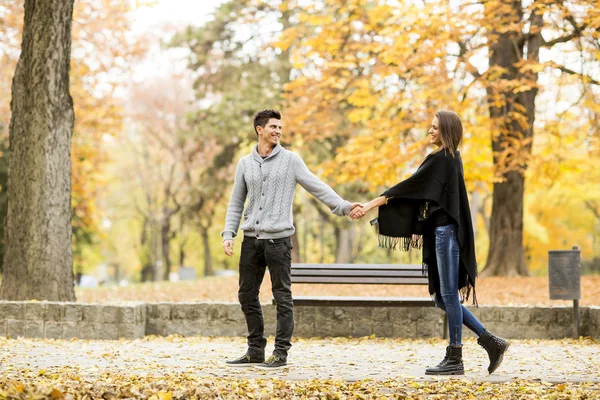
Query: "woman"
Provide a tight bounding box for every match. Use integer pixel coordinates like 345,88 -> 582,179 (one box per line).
350,110 -> 509,375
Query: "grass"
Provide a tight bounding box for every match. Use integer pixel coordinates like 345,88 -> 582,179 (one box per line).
76,274 -> 600,306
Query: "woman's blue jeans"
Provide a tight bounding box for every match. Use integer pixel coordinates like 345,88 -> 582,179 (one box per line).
433,224 -> 485,346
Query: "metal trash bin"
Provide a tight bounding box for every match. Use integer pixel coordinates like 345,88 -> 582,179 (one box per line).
548,246 -> 581,338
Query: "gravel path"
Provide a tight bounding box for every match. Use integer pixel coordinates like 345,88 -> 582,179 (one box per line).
2,336 -> 599,383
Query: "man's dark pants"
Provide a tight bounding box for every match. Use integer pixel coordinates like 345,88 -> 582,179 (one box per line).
238,236 -> 294,360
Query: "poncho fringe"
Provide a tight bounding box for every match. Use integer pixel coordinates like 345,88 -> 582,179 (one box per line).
379,232 -> 477,306
377,234 -> 423,251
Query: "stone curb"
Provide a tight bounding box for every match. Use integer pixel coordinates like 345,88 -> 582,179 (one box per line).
0,301 -> 597,340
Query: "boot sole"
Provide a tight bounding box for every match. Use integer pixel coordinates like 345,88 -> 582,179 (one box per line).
488,341 -> 510,374
255,364 -> 288,371
425,370 -> 465,376
225,362 -> 264,368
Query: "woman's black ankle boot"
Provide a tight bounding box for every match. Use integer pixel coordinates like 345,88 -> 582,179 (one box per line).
477,330 -> 510,374
425,345 -> 464,375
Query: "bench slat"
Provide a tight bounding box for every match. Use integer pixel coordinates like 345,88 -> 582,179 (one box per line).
290,296 -> 434,307
291,276 -> 429,285
292,263 -> 422,271
292,269 -> 426,278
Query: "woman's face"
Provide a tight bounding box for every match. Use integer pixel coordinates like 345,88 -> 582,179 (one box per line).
428,116 -> 442,147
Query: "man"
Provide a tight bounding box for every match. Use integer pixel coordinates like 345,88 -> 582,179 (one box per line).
222,109 -> 359,370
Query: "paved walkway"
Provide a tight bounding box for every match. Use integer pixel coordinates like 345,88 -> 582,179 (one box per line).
1,336 -> 599,383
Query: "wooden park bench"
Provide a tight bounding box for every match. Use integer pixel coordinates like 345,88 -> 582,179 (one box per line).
287,263 -> 434,307
276,263 -> 447,337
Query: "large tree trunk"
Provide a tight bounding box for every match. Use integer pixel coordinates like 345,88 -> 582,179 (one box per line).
484,172 -> 529,276
482,1 -> 541,276
0,0 -> 76,301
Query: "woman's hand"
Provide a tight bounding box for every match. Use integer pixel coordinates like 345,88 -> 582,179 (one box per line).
349,196 -> 387,220
350,204 -> 370,219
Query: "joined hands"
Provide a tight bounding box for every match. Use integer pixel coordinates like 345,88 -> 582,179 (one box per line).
349,202 -> 370,220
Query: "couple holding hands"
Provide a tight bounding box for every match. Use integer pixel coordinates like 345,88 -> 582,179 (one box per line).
221,109 -> 509,375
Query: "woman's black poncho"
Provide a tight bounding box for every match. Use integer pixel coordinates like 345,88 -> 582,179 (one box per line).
376,149 -> 478,304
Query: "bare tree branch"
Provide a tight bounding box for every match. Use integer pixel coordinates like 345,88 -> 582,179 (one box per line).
521,0 -> 587,48
466,61 -> 482,79
553,63 -> 600,86
585,200 -> 600,220
542,32 -> 579,47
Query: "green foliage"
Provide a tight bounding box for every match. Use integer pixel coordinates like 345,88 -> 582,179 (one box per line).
166,0 -> 291,273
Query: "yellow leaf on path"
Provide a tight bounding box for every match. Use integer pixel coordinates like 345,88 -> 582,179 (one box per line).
157,391 -> 172,400
51,388 -> 64,399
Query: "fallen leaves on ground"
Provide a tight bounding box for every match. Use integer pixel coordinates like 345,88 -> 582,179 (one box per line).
1,373 -> 599,400
77,275 -> 600,307
2,336 -> 599,399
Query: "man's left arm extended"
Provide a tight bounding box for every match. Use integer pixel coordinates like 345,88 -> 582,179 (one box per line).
293,153 -> 355,216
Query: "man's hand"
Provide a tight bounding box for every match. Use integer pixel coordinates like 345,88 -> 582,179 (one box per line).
350,204 -> 370,219
223,240 -> 234,257
349,202 -> 363,219
350,202 -> 362,211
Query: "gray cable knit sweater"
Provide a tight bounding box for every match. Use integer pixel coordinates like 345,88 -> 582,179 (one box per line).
221,144 -> 351,241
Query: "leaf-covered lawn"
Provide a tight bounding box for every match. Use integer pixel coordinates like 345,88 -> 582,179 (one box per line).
3,335 -> 599,398
77,275 -> 600,306
1,374 -> 598,400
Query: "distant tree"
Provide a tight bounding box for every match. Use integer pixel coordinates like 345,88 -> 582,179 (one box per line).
278,0 -> 600,275
171,0 -> 291,275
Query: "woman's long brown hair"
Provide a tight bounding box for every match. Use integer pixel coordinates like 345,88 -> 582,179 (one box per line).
433,110 -> 463,157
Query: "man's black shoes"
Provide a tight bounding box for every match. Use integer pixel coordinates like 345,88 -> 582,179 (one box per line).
256,355 -> 287,370
225,352 -> 265,367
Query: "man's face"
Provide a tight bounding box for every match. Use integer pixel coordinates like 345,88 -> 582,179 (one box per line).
257,118 -> 282,145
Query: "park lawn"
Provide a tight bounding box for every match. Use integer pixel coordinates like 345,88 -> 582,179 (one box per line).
76,275 -> 600,306
0,374 -> 597,399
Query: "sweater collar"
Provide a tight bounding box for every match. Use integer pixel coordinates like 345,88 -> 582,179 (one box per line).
252,143 -> 283,162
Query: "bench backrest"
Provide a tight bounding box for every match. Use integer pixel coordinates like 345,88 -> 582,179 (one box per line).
291,263 -> 428,285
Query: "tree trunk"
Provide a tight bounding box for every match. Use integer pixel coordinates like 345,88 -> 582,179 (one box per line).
201,227 -> 213,277
335,226 -> 355,263
470,191 -> 481,241
161,218 -> 172,281
319,216 -> 325,263
302,218 -> 308,263
482,1 -> 541,276
179,242 -> 186,267
291,234 -> 301,263
291,203 -> 302,263
483,172 -> 529,276
141,264 -> 154,282
0,0 -> 76,301
139,216 -> 155,282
